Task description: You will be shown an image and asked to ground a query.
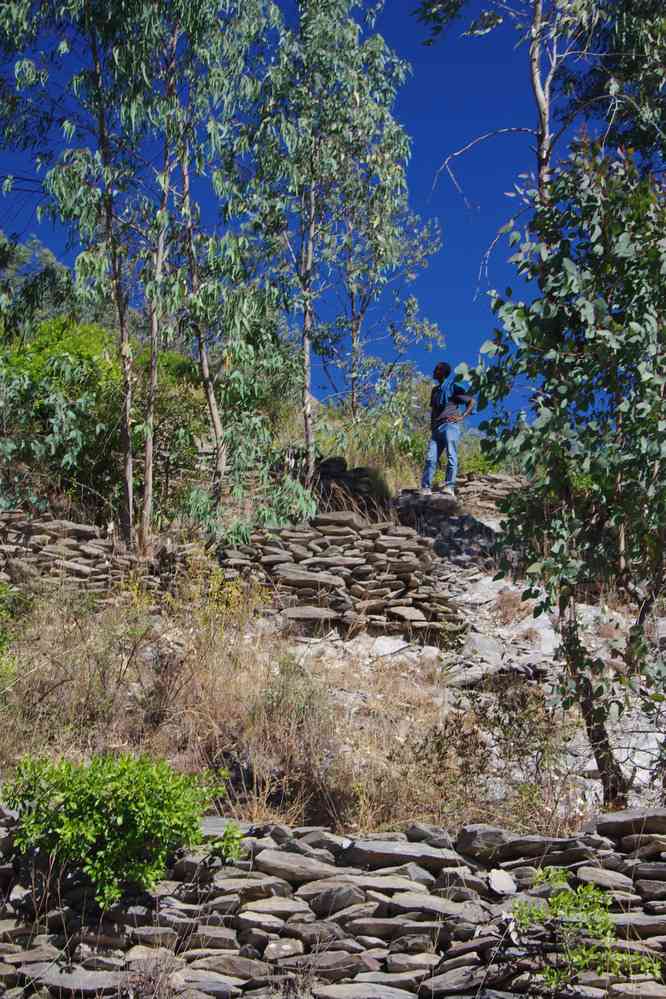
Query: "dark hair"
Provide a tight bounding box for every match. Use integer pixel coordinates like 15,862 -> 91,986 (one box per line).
435,361 -> 451,378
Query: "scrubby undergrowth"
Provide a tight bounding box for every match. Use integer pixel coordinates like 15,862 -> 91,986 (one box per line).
0,563 -> 590,836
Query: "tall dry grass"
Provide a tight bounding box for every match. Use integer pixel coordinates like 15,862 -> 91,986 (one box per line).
0,562 -> 589,835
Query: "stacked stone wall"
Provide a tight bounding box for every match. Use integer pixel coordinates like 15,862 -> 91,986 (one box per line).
218,510 -> 466,645
0,512 -> 199,594
0,809 -> 665,998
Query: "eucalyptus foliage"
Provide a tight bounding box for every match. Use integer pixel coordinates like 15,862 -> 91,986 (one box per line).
239,0 -> 417,483
474,145 -> 666,804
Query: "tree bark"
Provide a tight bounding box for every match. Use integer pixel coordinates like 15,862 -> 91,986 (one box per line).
139,32 -> 177,550
529,0 -> 553,199
563,605 -> 630,808
349,301 -> 361,421
180,145 -> 227,504
139,206 -> 169,550
301,183 -> 317,487
87,9 -> 133,547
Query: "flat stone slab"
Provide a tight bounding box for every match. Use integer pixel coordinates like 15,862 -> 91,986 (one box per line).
611,913 -> 666,938
577,866 -> 635,892
608,985 -> 666,999
313,985 -> 414,999
254,848 -> 343,884
597,810 -> 666,839
19,962 -> 127,996
170,969 -> 243,998
312,512 -> 368,531
273,565 -> 345,589
341,841 -> 466,874
282,606 -> 341,622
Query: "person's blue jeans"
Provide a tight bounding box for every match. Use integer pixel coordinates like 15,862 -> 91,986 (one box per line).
421,423 -> 460,489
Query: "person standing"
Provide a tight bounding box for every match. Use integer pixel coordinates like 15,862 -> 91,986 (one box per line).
421,362 -> 474,497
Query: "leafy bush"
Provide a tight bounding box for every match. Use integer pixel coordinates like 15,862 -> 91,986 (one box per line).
514,867 -> 662,991
3,754 -> 223,908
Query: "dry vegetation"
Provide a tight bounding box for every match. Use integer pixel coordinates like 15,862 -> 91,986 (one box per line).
0,563 -> 590,835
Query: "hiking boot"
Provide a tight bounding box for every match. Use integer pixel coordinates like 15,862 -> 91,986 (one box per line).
442,485 -> 455,497
420,488 -> 432,496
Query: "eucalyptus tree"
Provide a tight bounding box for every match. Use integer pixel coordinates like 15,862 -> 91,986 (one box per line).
472,145 -> 666,805
560,0 -> 665,167
414,0 -> 599,200
239,0 -> 411,485
166,0 -> 280,507
0,0 -> 170,544
325,194 -> 442,418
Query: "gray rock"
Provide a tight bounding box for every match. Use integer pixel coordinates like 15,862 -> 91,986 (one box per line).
356,971 -> 431,990
387,607 -> 427,623
264,939 -> 304,962
282,606 -> 341,622
487,870 -> 517,896
341,841 -> 466,874
389,893 -> 489,925
241,896 -> 310,918
311,885 -> 367,918
597,810 -> 666,839
130,925 -> 178,949
170,969 -> 243,998
637,881 -> 666,902
288,921 -> 346,947
611,913 -> 666,938
462,632 -> 503,663
254,849 -> 341,884
19,963 -> 126,996
576,866 -> 634,892
456,825 -> 516,861
278,950 -> 373,981
188,955 -> 269,982
386,954 -> 440,974
313,985 -> 415,999
211,874 -> 291,901
404,824 -> 454,850
313,512 -> 368,531
188,927 -> 238,951
296,875 -> 428,901
419,964 -> 506,997
608,985 -> 666,999
636,864 -> 666,882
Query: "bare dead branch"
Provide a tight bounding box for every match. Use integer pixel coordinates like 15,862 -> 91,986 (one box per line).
432,128 -> 536,209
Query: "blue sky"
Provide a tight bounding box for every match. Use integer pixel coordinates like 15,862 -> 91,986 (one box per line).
0,0 -> 542,420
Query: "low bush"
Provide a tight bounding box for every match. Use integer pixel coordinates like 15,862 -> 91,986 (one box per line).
3,754 -> 222,908
514,868 -> 662,991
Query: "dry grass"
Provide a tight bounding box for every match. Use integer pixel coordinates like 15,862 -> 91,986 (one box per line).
0,565 -> 591,835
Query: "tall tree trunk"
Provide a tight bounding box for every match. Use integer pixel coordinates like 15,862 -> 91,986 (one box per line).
301,184 -> 317,487
529,0 -> 553,199
88,10 -> 133,546
116,281 -> 133,548
139,231 -> 167,549
350,300 -> 360,421
562,604 -> 630,807
181,145 -> 227,504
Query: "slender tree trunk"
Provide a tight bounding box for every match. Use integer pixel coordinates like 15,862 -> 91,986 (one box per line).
529,0 -> 553,199
180,145 -> 227,504
140,32 -> 178,549
116,279 -> 133,547
139,228 -> 168,549
562,602 -> 630,807
301,183 -> 317,487
88,10 -> 133,547
350,301 -> 361,421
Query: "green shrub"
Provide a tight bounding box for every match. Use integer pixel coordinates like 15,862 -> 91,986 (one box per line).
3,754 -> 223,908
514,867 -> 662,991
